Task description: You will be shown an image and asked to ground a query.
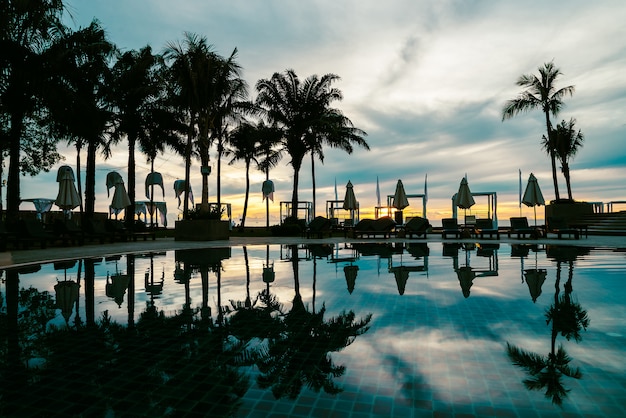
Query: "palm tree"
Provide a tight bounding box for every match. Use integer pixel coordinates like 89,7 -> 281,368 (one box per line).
502,62 -> 575,201
44,21 -> 116,220
164,33 -> 246,218
206,50 -> 248,212
553,119 -> 584,201
110,46 -> 167,224
308,109 -> 368,217
255,122 -> 283,228
1,0 -> 66,222
225,122 -> 261,228
256,70 -> 366,220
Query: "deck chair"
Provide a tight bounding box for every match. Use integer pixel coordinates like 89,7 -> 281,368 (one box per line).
353,217 -> 396,238
18,219 -> 55,249
547,217 -> 580,239
508,217 -> 538,239
404,216 -> 431,238
305,216 -> 332,238
475,218 -> 500,239
441,218 -> 461,239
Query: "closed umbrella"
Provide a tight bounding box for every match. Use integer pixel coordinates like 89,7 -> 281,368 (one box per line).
390,266 -> 410,295
342,181 -> 358,225
393,179 -> 409,224
522,173 -> 545,226
107,171 -> 131,219
262,180 -> 275,202
145,172 -> 164,199
456,177 -> 475,221
457,266 -> 475,298
55,165 -> 81,216
524,269 -> 547,302
343,265 -> 359,294
174,180 -> 194,208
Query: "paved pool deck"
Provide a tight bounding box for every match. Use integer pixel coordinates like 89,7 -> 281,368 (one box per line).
2,233 -> 624,268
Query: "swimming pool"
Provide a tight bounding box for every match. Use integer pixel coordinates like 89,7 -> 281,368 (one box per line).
1,242 -> 625,417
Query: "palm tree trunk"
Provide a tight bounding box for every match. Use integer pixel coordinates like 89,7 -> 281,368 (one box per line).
311,153 -> 316,218
545,117 -> 560,201
265,169 -> 270,229
291,163 -> 301,220
183,118 -> 194,218
241,160 -> 250,228
217,139 -> 223,210
562,162 -> 573,200
76,143 -> 84,222
6,114 -> 22,223
127,135 -> 136,227
85,141 -> 97,220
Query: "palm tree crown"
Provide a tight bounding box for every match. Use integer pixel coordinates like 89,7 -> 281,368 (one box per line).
502,61 -> 575,201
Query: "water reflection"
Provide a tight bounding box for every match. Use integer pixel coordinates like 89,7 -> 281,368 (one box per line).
1,243 -> 624,416
506,245 -> 590,406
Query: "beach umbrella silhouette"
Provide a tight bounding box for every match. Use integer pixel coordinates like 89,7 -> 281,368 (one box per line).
107,171 -> 131,219
390,266 -> 410,295
55,165 -> 81,216
524,269 -> 547,302
343,265 -> 359,294
456,177 -> 475,218
393,179 -> 409,224
54,279 -> 80,323
342,180 -> 358,224
457,266 -> 475,298
173,179 -> 194,208
262,179 -> 275,202
145,172 -> 164,199
106,273 -> 130,308
393,179 -> 409,210
522,173 -> 545,226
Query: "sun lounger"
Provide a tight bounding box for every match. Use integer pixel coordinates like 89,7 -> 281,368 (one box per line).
475,218 -> 500,239
441,218 -> 461,239
547,217 -> 580,239
131,220 -> 156,241
404,216 -> 431,238
53,219 -> 84,246
508,217 -> 539,239
305,216 -> 333,238
353,216 -> 396,238
84,219 -> 114,243
17,219 -> 56,249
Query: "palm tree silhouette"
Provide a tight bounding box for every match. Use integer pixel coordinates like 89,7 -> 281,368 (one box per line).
552,119 -> 584,201
256,245 -> 372,398
506,247 -> 589,406
502,61 -> 575,201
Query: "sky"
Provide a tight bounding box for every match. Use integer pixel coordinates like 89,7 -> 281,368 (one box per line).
15,0 -> 626,226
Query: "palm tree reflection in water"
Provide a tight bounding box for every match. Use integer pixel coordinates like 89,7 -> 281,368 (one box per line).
506,246 -> 590,406
253,244 -> 372,399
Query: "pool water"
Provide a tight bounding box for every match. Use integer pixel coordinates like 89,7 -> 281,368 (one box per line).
1,242 -> 625,417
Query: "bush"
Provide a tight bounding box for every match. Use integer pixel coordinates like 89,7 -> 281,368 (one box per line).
184,206 -> 223,220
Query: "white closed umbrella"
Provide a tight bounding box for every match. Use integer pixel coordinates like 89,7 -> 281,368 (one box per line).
393,179 -> 409,224
343,181 -> 358,224
107,172 -> 131,219
55,165 -> 81,217
522,173 -> 545,226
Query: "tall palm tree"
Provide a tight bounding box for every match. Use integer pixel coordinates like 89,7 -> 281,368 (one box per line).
308,109 -> 368,217
44,21 -> 116,220
553,119 -> 584,201
110,46 -> 166,224
256,70 -> 367,220
1,0 -> 66,222
206,50 -> 248,212
225,122 -> 261,228
164,33 -> 246,217
502,62 -> 575,201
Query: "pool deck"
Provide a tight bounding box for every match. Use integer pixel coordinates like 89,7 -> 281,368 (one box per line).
2,233 -> 625,268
